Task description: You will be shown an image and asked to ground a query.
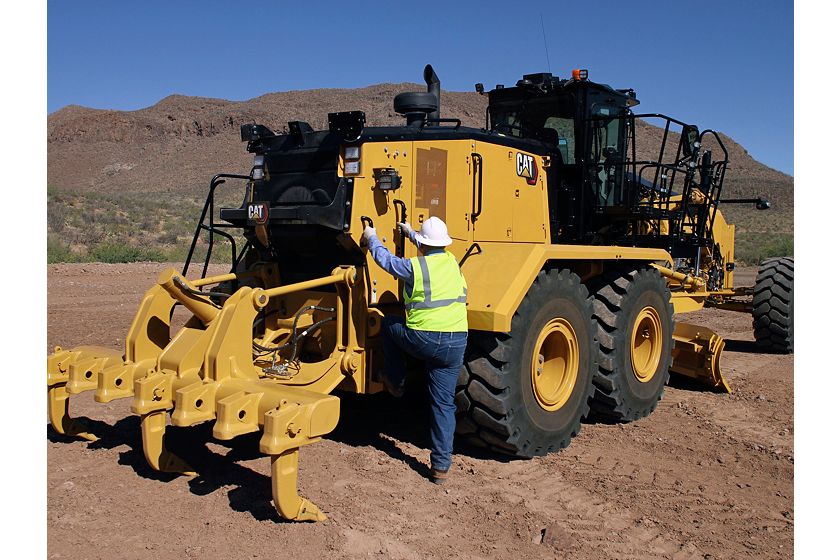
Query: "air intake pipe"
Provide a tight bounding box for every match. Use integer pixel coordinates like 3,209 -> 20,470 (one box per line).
423,64 -> 440,122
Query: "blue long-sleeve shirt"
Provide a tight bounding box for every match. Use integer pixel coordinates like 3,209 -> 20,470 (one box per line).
367,230 -> 444,287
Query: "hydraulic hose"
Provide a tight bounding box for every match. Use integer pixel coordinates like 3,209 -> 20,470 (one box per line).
173,276 -> 231,306
253,305 -> 336,354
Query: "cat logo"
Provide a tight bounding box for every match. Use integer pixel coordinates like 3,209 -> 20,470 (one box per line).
516,152 -> 538,185
247,202 -> 269,225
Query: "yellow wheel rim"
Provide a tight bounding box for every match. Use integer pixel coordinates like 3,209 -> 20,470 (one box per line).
531,318 -> 579,411
631,306 -> 663,383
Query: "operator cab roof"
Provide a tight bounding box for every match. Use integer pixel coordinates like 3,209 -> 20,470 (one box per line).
487,71 -> 640,108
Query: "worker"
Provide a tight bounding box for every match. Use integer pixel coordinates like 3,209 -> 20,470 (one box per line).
362,216 -> 468,484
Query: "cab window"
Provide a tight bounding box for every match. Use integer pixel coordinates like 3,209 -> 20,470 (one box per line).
489,95 -> 577,163
589,105 -> 624,206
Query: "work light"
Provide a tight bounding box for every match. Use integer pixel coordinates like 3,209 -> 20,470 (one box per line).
343,146 -> 361,175
251,155 -> 266,181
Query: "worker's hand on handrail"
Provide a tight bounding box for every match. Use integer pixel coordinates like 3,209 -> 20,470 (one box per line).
363,226 -> 377,243
397,222 -> 414,237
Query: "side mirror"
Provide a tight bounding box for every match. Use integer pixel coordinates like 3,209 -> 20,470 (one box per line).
680,125 -> 700,159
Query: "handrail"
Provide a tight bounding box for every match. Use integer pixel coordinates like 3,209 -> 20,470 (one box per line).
422,117 -> 462,129
586,112 -> 730,253
182,173 -> 251,278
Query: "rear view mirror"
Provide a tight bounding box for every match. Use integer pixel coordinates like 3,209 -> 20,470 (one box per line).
680,125 -> 700,159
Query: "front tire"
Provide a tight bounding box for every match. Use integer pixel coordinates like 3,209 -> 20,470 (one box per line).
455,269 -> 597,457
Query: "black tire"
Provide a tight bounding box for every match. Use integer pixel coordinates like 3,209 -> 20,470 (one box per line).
455,269 -> 597,457
588,266 -> 675,422
752,257 -> 793,353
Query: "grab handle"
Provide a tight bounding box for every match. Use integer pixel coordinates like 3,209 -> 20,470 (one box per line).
393,199 -> 407,224
471,153 -> 483,222
360,216 -> 374,247
393,200 -> 408,257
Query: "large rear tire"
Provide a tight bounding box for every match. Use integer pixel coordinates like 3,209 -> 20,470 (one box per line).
588,266 -> 675,422
455,269 -> 597,457
752,257 -> 794,353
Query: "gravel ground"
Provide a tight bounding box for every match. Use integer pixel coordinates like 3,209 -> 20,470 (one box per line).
47,263 -> 792,560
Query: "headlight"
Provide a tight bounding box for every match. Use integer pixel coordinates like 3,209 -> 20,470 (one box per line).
343,146 -> 361,175
251,155 -> 266,181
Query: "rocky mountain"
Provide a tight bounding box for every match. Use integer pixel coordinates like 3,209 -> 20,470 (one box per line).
47,83 -> 793,235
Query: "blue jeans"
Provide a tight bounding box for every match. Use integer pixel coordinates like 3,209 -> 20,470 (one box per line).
382,315 -> 468,472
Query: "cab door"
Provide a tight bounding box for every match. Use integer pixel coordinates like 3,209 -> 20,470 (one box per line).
587,104 -> 626,208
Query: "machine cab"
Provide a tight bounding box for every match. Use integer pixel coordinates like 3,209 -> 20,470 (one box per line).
485,70 -> 640,240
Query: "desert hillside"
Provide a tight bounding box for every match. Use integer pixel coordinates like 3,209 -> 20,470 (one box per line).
47,83 -> 793,264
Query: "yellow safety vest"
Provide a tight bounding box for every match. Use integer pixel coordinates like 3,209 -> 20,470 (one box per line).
403,251 -> 468,332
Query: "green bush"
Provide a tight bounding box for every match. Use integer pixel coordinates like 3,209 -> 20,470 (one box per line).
47,234 -> 76,263
90,243 -> 167,263
47,188 -> 245,264
735,232 -> 794,266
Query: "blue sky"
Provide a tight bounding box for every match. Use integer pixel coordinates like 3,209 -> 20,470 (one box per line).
47,0 -> 793,174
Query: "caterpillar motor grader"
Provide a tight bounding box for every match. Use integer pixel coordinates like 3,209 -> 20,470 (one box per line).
47,65 -> 793,522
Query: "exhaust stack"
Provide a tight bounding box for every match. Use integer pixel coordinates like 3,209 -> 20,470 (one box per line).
424,64 -> 440,122
394,64 -> 441,127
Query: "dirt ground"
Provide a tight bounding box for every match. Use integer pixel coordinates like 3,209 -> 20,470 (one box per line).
47,263 -> 792,560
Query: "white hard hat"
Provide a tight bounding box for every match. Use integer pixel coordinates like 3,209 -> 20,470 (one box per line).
414,216 -> 452,247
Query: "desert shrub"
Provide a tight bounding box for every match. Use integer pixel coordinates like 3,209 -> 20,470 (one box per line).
90,243 -> 166,263
156,231 -> 180,244
47,205 -> 66,233
79,226 -> 106,247
47,234 -> 76,263
735,232 -> 794,265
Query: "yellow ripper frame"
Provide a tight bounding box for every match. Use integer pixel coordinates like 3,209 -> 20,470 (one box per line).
47,264 -> 366,522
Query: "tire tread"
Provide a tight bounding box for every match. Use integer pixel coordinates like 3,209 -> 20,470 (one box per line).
455,269 -> 596,457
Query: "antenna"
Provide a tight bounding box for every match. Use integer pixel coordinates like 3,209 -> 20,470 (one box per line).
540,14 -> 551,73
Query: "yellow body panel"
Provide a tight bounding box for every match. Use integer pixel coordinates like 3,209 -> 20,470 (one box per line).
344,140 -> 415,306
470,141 -> 549,243
347,139 -> 675,332
712,211 -> 736,289
461,242 -> 672,331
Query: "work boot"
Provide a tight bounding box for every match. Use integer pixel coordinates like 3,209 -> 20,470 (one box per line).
430,467 -> 449,485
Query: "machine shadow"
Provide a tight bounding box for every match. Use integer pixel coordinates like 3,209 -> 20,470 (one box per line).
723,338 -> 772,354
667,374 -> 730,394
329,387 -> 521,475
47,416 -> 284,522
145,424 -> 284,522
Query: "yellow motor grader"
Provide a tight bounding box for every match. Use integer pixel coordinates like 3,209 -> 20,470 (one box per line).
47,65 -> 793,521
